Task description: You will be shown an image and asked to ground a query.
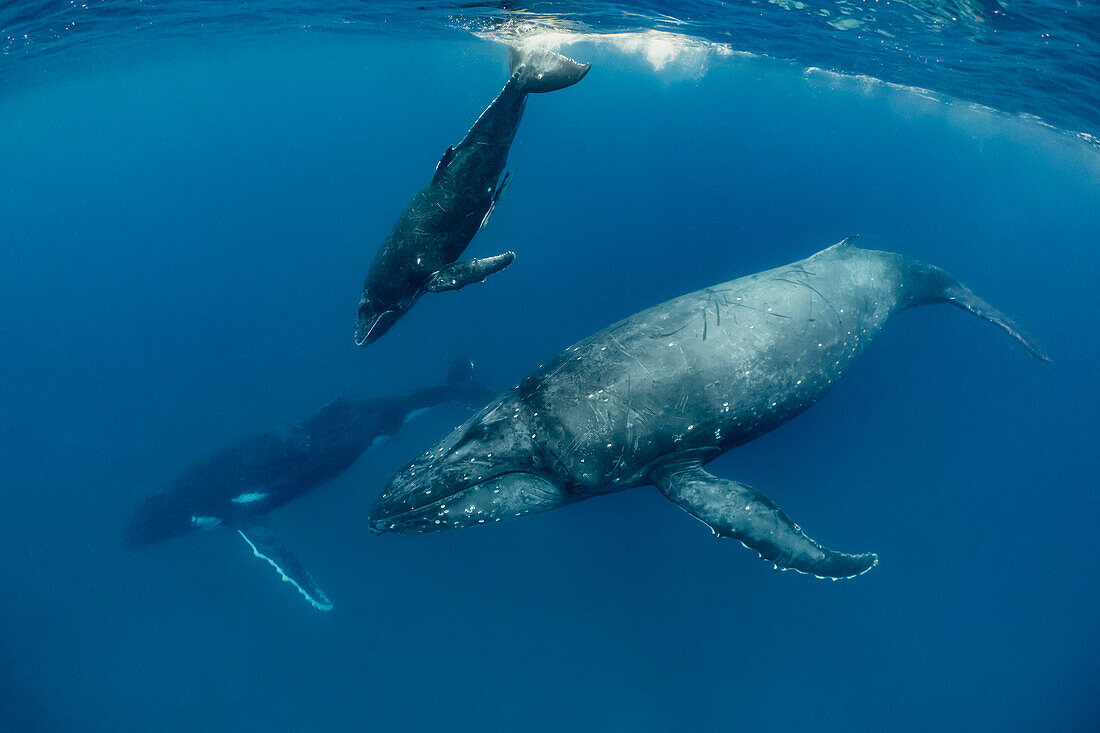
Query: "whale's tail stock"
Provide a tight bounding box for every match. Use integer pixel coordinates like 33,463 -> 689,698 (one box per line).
830,237 -> 1049,361
509,46 -> 590,93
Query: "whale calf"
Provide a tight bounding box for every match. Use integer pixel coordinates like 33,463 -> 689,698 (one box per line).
354,46 -> 590,347
370,239 -> 1047,579
125,359 -> 492,609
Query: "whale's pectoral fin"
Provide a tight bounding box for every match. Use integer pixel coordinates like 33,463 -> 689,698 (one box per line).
652,462 -> 878,580
237,525 -> 333,611
425,252 -> 516,293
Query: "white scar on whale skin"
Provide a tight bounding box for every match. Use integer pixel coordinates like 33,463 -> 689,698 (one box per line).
231,492 -> 269,504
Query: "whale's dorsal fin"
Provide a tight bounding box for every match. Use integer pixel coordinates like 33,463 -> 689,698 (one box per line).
432,146 -> 456,183
651,460 -> 878,580
237,525 -> 333,611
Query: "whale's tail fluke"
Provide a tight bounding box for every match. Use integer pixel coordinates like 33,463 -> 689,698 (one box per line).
906,258 -> 1050,361
509,46 -> 590,93
942,281 -> 1050,361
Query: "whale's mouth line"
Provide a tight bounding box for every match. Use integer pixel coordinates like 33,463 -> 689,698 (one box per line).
365,312 -> 392,339
372,470 -> 539,527
356,308 -> 397,346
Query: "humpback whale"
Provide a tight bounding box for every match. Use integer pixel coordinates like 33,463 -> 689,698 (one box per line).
354,46 -> 590,347
125,359 -> 492,609
370,239 -> 1047,579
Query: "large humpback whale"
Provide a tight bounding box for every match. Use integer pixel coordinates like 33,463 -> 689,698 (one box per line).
370,239 -> 1047,579
125,359 -> 492,609
354,47 -> 590,347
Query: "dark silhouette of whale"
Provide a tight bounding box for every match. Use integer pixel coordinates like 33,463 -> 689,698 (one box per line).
125,359 -> 492,609
354,46 -> 590,347
370,239 -> 1047,579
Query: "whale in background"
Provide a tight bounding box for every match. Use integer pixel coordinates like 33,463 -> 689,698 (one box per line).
125,358 -> 493,610
370,239 -> 1047,579
354,46 -> 590,347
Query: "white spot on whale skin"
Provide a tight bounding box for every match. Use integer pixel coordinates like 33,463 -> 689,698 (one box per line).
190,515 -> 222,529
231,492 -> 268,504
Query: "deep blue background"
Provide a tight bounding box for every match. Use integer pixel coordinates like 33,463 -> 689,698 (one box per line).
1,35 -> 1097,732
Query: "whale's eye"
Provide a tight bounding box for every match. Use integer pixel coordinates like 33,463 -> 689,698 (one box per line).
453,422 -> 488,449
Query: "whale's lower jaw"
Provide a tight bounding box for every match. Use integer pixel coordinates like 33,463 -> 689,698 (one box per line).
370,471 -> 568,535
354,307 -> 401,347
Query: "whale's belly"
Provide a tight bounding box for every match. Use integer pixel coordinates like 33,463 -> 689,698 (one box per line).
521,266 -> 892,493
367,168 -> 496,304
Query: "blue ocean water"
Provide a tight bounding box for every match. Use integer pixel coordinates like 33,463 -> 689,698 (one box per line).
0,3 -> 1098,732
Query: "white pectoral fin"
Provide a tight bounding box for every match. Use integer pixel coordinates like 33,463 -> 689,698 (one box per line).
237,525 -> 333,611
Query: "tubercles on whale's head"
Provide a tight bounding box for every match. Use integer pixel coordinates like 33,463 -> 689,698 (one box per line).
370,394 -> 563,533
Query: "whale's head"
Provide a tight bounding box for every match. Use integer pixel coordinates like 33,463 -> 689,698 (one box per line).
123,490 -> 217,548
369,393 -> 568,533
354,294 -> 407,348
